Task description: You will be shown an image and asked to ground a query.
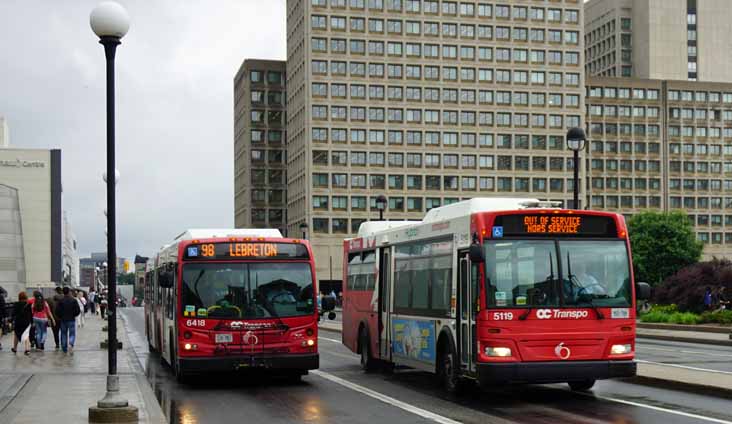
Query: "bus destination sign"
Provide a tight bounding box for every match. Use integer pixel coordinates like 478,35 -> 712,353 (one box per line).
493,214 -> 617,238
184,242 -> 309,260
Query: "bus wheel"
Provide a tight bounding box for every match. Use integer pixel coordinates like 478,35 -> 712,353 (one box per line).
568,380 -> 595,391
359,329 -> 376,372
438,344 -> 461,394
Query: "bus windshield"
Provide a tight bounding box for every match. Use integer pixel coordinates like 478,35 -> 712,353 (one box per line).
180,262 -> 315,319
485,240 -> 631,308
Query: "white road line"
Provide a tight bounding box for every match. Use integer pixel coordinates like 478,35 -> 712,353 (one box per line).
638,346 -> 732,358
637,359 -> 732,375
592,395 -> 732,424
319,336 -> 342,343
311,370 -> 462,424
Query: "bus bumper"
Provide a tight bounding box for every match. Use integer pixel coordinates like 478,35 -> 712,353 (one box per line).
179,353 -> 319,374
476,360 -> 636,385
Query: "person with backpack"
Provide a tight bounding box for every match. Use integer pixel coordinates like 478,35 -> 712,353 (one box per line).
29,292 -> 55,351
55,287 -> 81,354
50,287 -> 64,350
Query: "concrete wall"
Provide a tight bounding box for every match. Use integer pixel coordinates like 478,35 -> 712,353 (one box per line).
697,0 -> 732,82
635,0 -> 687,81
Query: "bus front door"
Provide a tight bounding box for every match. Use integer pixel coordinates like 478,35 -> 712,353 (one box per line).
378,247 -> 391,360
458,253 -> 477,374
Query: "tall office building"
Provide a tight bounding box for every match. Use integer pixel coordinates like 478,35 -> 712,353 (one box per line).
233,59 -> 288,235
279,0 -> 585,283
585,0 -> 732,82
586,76 -> 732,258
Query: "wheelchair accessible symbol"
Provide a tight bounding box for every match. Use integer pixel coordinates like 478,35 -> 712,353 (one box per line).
492,226 -> 504,238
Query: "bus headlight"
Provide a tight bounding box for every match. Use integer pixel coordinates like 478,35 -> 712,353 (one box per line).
610,344 -> 632,355
184,343 -> 192,351
485,347 -> 512,357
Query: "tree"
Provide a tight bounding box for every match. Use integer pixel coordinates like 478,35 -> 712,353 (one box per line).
628,211 -> 703,286
117,273 -> 135,285
655,259 -> 732,313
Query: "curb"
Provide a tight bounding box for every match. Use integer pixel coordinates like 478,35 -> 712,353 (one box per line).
637,322 -> 732,334
636,333 -> 732,347
625,375 -> 732,400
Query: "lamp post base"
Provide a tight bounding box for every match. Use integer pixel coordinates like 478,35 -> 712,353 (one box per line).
89,375 -> 138,423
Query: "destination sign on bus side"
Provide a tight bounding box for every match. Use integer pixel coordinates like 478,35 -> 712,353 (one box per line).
184,242 -> 309,260
493,214 -> 617,237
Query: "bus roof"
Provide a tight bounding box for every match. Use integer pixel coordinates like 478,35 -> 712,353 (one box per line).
173,228 -> 283,241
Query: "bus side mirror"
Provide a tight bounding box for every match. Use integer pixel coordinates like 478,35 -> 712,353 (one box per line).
469,243 -> 485,264
321,296 -> 336,312
636,282 -> 651,301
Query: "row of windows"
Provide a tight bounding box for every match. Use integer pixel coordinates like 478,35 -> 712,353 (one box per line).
668,108 -> 732,121
314,151 -> 576,171
695,233 -> 732,245
312,0 -> 579,23
589,159 -> 662,173
250,90 -> 285,106
249,70 -> 284,85
590,141 -> 660,155
589,177 -> 660,191
587,87 -> 732,104
311,105 -> 581,127
668,126 -> 732,138
250,150 -> 285,164
667,144 -> 732,156
667,161 -> 732,174
668,179 -> 732,192
251,189 -> 285,204
312,173 -> 578,192
250,110 -> 284,125
312,83 -> 581,106
589,196 -> 661,209
587,123 -> 661,137
310,22 -> 580,44
250,169 -> 286,185
588,105 -> 660,118
250,130 -> 284,144
311,60 -> 581,86
250,208 -> 285,223
311,129 -> 568,149
312,38 -> 581,65
393,239 -> 452,315
346,251 -> 376,291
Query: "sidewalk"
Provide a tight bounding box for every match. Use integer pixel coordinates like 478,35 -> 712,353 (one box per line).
0,311 -> 166,423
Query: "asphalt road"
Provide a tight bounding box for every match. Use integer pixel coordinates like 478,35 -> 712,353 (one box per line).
636,338 -> 732,373
121,308 -> 732,424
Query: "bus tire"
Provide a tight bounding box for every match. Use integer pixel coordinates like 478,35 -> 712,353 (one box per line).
359,328 -> 377,372
438,343 -> 462,394
568,380 -> 595,391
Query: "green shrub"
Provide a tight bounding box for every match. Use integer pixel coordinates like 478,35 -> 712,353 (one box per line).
699,310 -> 732,325
668,312 -> 700,325
640,311 -> 670,323
649,304 -> 678,314
640,309 -> 701,324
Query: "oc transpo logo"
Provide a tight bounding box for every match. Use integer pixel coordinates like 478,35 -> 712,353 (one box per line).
555,342 -> 571,360
536,309 -> 590,319
243,330 -> 259,345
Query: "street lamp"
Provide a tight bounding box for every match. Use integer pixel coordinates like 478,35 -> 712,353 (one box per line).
375,195 -> 387,221
89,2 -> 137,422
299,222 -> 308,240
566,127 -> 586,209
103,169 -> 120,184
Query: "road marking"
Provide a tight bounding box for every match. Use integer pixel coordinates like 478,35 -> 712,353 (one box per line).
638,346 -> 732,358
637,359 -> 732,375
319,336 -> 342,343
311,370 -> 461,424
590,394 -> 732,424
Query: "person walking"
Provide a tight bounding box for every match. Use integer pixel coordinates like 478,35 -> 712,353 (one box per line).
74,290 -> 86,328
88,288 -> 97,316
11,292 -> 32,355
30,292 -> 55,351
0,288 -> 6,350
55,287 -> 80,354
50,287 -> 64,350
704,286 -> 714,310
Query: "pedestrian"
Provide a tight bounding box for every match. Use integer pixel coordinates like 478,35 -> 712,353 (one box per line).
88,288 -> 97,315
0,288 -> 6,350
11,292 -> 32,355
718,286 -> 729,310
30,292 -> 55,351
55,287 -> 81,354
28,290 -> 40,350
100,291 -> 108,319
704,286 -> 713,310
74,290 -> 86,328
50,287 -> 64,349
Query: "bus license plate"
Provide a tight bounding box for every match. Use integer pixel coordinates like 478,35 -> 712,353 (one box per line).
215,333 -> 233,343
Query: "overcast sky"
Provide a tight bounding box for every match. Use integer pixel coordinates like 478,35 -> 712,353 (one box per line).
0,1 -> 286,259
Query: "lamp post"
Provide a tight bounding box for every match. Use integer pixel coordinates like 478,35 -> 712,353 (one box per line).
299,222 -> 308,240
89,2 -> 137,421
566,127 -> 586,209
375,195 -> 387,221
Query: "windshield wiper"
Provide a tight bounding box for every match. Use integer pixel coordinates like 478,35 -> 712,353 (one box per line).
520,252 -> 554,320
566,253 -> 604,319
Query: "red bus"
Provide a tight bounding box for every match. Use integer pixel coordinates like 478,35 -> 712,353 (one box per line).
342,198 -> 650,392
144,229 -> 334,382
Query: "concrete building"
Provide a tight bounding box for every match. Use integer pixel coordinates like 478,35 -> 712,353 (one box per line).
233,0 -> 586,284
586,76 -> 732,257
0,147 -> 62,299
233,59 -> 288,235
133,254 -> 148,300
585,0 -> 732,82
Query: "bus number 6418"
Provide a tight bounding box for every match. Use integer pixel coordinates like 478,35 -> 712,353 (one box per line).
493,312 -> 514,321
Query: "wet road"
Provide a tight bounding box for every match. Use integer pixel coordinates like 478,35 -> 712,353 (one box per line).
636,338 -> 732,373
121,308 -> 732,424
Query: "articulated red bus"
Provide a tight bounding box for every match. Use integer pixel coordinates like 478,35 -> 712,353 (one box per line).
342,198 -> 650,392
144,229 -> 332,382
